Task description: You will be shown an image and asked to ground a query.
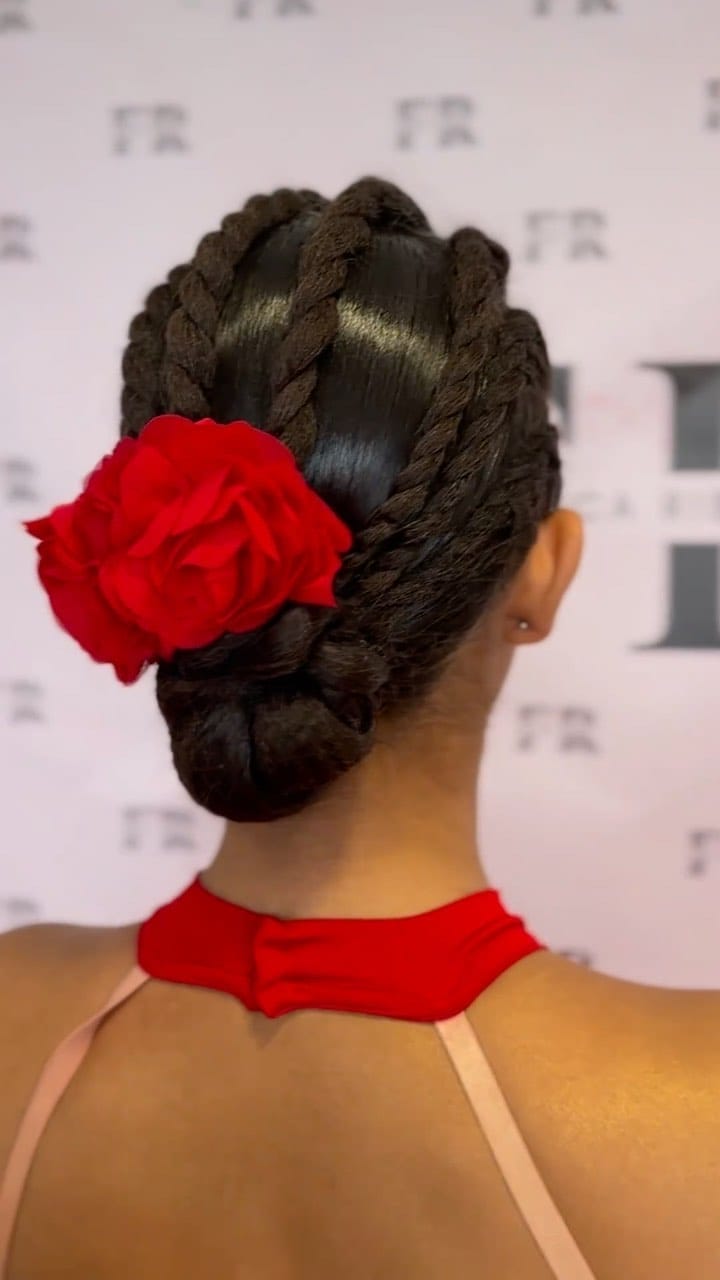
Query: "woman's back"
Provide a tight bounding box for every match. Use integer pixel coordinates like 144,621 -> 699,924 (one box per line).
2,919 -> 718,1279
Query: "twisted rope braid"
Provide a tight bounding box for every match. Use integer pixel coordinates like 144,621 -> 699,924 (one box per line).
120,262 -> 190,437
349,308 -> 556,611
362,430 -> 557,703
161,188 -> 326,419
322,175 -> 431,234
345,299 -> 558,686
337,227 -> 510,591
267,176 -> 431,464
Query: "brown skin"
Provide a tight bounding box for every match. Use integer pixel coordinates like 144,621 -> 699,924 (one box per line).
1,509 -> 719,1279
201,509 -> 585,920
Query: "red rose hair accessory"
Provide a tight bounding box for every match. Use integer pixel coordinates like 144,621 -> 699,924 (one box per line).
24,415 -> 353,684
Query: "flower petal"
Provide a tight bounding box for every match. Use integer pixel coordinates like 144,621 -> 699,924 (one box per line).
128,497 -> 186,557
117,443 -> 183,537
180,520 -> 245,569
99,555 -> 166,633
171,468 -> 235,534
235,497 -> 281,562
36,563 -> 153,683
291,568 -> 340,609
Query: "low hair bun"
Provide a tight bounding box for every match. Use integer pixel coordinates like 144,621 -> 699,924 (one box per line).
155,608 -> 389,822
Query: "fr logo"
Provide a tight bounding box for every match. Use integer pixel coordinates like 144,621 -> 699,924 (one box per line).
396,97 -> 478,149
525,211 -> 607,261
234,0 -> 313,13
687,831 -> 720,876
1,680 -> 45,724
112,106 -> 190,154
0,215 -> 33,260
122,806 -> 198,853
0,897 -> 41,932
0,0 -> 30,31
517,705 -> 599,753
2,456 -> 39,501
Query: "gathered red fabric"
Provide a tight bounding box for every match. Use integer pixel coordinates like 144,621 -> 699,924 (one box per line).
24,415 -> 353,684
137,875 -> 546,1022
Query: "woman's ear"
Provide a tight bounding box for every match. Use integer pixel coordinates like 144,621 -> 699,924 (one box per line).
503,509 -> 583,645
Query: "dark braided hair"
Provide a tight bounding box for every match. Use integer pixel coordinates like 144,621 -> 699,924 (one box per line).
267,177 -> 430,463
120,262 -> 190,437
119,176 -> 560,822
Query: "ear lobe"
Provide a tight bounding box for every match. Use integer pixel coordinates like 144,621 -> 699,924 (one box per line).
508,616 -> 550,645
504,509 -> 583,646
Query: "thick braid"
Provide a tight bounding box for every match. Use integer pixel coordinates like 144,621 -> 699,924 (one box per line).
338,227 -> 509,597
267,176 -> 431,464
422,310 -> 559,530
161,188 -> 325,419
120,262 -> 190,438
412,308 -> 559,538
351,309 -> 554,608
381,435 -> 552,699
354,314 -> 559,684
326,175 -> 431,233
266,210 -> 373,462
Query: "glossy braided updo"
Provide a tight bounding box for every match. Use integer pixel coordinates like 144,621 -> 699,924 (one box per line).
120,177 -> 560,822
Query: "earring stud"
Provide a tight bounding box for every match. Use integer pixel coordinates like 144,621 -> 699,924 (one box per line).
516,619 -> 530,632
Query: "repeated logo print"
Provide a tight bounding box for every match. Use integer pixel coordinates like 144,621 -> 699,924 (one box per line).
111,105 -> 190,154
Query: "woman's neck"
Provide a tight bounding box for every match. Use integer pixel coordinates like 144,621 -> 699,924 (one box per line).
200,716 -> 489,920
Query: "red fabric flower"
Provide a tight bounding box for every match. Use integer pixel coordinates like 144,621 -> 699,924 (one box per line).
24,415 -> 353,684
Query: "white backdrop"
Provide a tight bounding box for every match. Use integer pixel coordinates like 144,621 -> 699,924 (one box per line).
1,0 -> 718,988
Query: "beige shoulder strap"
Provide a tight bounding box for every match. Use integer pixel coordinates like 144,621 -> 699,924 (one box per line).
0,964 -> 150,1277
434,1012 -> 597,1280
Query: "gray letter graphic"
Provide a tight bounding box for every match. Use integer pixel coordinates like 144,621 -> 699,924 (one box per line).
642,364 -> 720,649
644,363 -> 720,470
649,545 -> 720,649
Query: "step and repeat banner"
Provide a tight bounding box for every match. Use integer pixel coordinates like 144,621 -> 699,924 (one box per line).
1,0 -> 718,987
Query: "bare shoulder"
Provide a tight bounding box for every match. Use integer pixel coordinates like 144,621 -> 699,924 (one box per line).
0,919 -> 138,1018
0,920 -> 138,1168
578,969 -> 720,1272
469,952 -> 720,1277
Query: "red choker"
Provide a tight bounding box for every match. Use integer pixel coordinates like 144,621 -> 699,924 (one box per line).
137,875 -> 545,1022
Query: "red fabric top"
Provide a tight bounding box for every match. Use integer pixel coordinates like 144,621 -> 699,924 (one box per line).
137,875 -> 545,1022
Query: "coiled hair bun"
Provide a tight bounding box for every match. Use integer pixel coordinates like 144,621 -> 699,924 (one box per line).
120,177 -> 560,822
155,606 -> 389,822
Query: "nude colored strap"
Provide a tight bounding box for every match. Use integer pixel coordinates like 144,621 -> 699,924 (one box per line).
0,964 -> 150,1277
435,1012 -> 597,1280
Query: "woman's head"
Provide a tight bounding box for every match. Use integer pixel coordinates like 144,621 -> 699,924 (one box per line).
120,176 -> 577,824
